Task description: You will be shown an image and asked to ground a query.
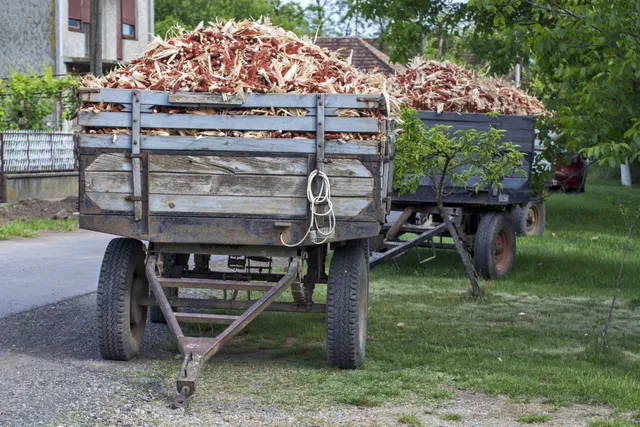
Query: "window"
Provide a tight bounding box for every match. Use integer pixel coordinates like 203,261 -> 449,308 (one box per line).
68,18 -> 81,30
68,0 -> 90,33
122,23 -> 135,38
121,0 -> 136,40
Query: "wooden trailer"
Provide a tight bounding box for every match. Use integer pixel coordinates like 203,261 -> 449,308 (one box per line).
76,88 -> 394,407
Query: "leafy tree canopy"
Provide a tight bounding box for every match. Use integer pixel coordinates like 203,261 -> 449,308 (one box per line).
349,0 -> 465,63
471,0 -> 640,166
154,0 -> 310,37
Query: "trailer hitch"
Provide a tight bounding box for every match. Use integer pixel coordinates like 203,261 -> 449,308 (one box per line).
170,351 -> 204,409
146,255 -> 301,409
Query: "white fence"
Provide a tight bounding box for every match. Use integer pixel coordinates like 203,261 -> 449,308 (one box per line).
0,131 -> 76,173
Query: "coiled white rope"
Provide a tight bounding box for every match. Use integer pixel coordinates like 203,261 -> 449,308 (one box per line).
280,169 -> 336,247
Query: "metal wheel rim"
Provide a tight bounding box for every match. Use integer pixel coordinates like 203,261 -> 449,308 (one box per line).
494,229 -> 511,273
525,205 -> 540,234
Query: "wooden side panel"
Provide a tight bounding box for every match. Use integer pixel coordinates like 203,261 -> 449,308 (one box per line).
85,192 -> 370,217
77,112 -> 379,133
78,134 -> 380,155
85,171 -> 373,198
86,153 -> 373,178
84,153 -> 375,218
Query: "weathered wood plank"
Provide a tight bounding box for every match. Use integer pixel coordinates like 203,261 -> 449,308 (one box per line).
78,134 -> 379,155
78,112 -> 380,133
85,192 -> 371,217
86,152 -> 133,171
78,89 -> 382,109
85,171 -> 374,198
87,153 -> 373,178
149,155 -> 373,178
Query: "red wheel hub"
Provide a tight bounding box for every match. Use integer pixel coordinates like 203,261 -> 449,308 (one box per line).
494,229 -> 511,273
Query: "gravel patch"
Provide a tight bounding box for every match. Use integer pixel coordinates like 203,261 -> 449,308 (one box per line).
0,293 -> 613,427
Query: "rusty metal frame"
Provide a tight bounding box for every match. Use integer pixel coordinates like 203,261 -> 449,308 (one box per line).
145,254 -> 301,407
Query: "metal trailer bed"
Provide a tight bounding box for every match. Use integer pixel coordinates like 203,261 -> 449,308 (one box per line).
76,88 -> 394,407
370,111 -> 539,278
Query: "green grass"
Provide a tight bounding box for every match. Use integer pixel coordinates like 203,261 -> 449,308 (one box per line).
398,413 -> 423,426
149,180 -> 640,414
441,413 -> 463,421
518,414 -> 550,424
0,218 -> 78,240
589,419 -> 640,427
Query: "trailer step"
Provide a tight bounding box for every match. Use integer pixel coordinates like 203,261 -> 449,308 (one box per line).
174,313 -> 239,324
159,277 -> 274,291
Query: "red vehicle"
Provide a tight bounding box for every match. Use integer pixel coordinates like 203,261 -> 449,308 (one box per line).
552,154 -> 587,192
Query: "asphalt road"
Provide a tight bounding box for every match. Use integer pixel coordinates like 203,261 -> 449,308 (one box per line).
0,231 -> 225,319
0,230 -> 115,318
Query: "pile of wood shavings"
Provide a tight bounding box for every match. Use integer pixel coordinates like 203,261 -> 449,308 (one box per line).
395,57 -> 548,116
79,18 -> 394,141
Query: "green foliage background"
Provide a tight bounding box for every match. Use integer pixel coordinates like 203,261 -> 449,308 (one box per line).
0,65 -> 78,132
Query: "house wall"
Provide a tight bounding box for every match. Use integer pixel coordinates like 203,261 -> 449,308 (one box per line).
0,0 -> 56,78
62,0 -> 154,72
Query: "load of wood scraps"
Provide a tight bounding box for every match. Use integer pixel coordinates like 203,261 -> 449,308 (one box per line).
78,18 -> 394,141
394,57 -> 548,116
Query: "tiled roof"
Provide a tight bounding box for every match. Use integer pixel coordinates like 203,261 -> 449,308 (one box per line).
314,37 -> 406,76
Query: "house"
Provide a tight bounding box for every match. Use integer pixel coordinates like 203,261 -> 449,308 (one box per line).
0,0 -> 154,78
314,37 -> 405,76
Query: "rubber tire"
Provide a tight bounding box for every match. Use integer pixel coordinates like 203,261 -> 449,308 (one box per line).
326,241 -> 368,369
97,238 -> 148,361
511,201 -> 546,236
474,212 -> 516,279
149,253 -> 181,323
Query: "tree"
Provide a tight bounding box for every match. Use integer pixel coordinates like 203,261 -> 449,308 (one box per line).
154,0 -> 310,37
600,203 -> 640,351
0,65 -> 78,131
394,109 -> 525,297
350,0 -> 465,63
470,0 -> 640,169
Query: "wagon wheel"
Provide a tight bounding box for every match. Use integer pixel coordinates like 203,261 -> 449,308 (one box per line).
97,238 -> 148,360
473,212 -> 516,279
511,201 -> 546,236
326,240 -> 368,369
150,253 -> 188,323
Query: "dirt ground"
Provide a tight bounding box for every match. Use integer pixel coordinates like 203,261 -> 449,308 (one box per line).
0,292 -> 616,427
0,197 -> 78,225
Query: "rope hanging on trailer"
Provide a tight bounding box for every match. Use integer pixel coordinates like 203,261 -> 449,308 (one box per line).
280,169 -> 336,247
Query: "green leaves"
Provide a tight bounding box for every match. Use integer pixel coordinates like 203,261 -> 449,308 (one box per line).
0,65 -> 78,131
393,108 -> 525,197
472,0 -> 640,167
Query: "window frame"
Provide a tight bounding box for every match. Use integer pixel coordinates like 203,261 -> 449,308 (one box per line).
122,23 -> 136,40
68,17 -> 83,32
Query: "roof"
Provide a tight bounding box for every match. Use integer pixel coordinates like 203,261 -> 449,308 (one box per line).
314,37 -> 406,76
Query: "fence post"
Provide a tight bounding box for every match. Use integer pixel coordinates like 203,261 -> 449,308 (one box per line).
0,133 -> 5,203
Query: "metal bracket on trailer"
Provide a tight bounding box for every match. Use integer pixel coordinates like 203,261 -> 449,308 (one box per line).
369,222 -> 447,269
145,255 -> 301,408
130,90 -> 143,221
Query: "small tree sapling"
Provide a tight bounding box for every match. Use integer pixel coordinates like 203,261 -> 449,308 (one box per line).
393,108 -> 525,296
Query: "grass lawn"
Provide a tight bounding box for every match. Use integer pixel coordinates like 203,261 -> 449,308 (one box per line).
0,218 -> 78,240
154,180 -> 640,419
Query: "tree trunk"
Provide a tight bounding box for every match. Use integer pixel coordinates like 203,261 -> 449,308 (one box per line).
437,34 -> 445,60
600,223 -> 634,351
621,158 -> 632,187
437,202 -> 483,297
